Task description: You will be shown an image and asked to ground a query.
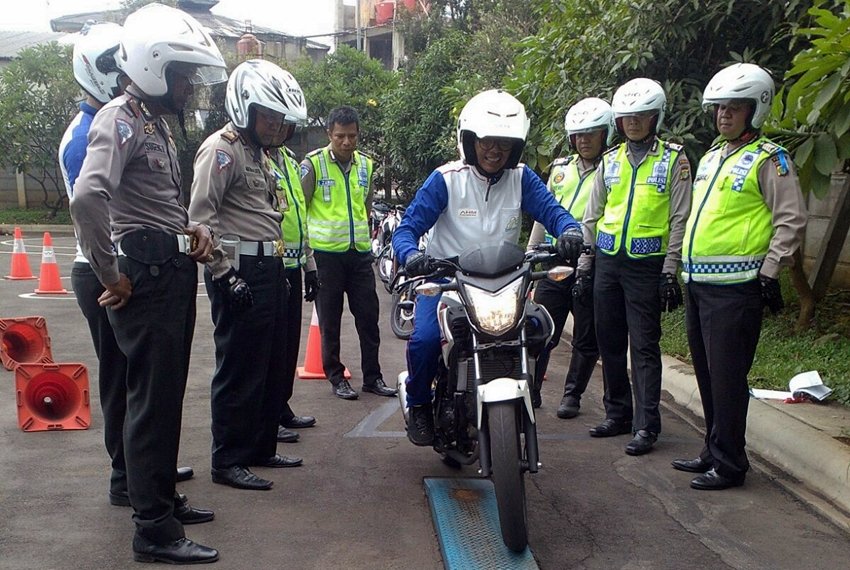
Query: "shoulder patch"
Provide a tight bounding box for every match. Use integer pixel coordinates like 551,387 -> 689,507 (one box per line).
758,140 -> 784,155
300,162 -> 310,178
771,152 -> 790,177
216,149 -> 233,171
220,131 -> 239,144
666,141 -> 684,152
115,118 -> 134,147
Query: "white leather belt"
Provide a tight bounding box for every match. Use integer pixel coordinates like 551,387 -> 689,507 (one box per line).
114,234 -> 190,256
237,241 -> 280,257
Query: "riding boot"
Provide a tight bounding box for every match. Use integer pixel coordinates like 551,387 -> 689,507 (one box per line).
532,347 -> 552,409
557,352 -> 597,418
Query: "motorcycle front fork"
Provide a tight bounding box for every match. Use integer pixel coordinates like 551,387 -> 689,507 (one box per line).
478,400 -> 539,477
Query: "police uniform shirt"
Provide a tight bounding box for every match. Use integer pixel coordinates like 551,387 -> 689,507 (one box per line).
188,122 -> 284,279
71,86 -> 189,287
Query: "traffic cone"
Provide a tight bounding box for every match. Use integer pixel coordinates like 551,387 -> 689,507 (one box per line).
34,233 -> 67,294
297,305 -> 351,380
5,227 -> 36,280
15,363 -> 91,432
0,316 -> 54,371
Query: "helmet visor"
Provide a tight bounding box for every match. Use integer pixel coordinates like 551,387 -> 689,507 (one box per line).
171,62 -> 227,87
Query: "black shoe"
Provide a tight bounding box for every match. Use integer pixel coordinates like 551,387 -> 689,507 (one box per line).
276,426 -> 300,443
589,418 -> 632,438
672,457 -> 712,474
362,378 -> 398,397
281,415 -> 316,429
625,430 -> 657,456
211,465 -> 273,490
407,404 -> 435,447
173,503 -> 215,525
556,395 -> 580,419
132,535 -> 219,564
690,468 -> 745,490
253,454 -> 303,468
332,380 -> 359,400
176,466 -> 194,483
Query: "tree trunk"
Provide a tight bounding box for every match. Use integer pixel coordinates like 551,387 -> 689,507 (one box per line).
791,248 -> 815,332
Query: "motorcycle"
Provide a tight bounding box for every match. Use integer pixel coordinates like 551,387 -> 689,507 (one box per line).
396,241 -> 573,552
370,199 -> 392,259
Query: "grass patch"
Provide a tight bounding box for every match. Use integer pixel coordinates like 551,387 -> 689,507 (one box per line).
0,208 -> 72,225
661,274 -> 850,406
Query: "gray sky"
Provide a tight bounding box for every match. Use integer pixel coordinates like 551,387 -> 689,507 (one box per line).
0,0 -> 342,40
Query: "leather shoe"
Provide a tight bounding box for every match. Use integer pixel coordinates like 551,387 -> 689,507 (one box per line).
625,430 -> 657,456
332,380 -> 359,400
173,503 -> 214,525
690,468 -> 745,490
556,395 -> 580,419
362,378 -> 398,397
132,535 -> 219,564
672,457 -> 712,474
253,454 -> 303,468
282,415 -> 316,429
589,418 -> 632,438
211,465 -> 273,490
277,426 -> 300,443
176,466 -> 194,483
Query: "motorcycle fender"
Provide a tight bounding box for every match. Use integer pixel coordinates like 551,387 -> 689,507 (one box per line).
476,378 -> 535,429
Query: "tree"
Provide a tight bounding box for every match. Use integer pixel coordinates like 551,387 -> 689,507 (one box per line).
0,43 -> 78,216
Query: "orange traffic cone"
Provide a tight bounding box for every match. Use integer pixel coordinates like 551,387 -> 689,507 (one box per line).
297,305 -> 351,380
0,316 -> 54,371
34,232 -> 67,294
15,362 -> 91,432
5,226 -> 36,280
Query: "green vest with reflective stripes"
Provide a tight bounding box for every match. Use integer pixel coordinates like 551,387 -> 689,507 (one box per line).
596,140 -> 681,258
544,155 -> 596,244
270,148 -> 308,268
306,146 -> 373,253
682,137 -> 779,284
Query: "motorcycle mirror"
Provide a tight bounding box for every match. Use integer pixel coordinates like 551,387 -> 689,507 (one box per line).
416,282 -> 443,297
547,266 -> 574,282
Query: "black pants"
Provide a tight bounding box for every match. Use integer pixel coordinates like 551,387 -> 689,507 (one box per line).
205,255 -> 288,469
108,252 -> 197,543
279,267 -> 302,424
314,250 -> 381,386
685,280 -> 762,479
533,275 -> 599,399
594,251 -> 664,433
71,262 -> 128,498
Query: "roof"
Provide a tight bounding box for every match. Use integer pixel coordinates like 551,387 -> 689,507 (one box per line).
0,30 -> 67,60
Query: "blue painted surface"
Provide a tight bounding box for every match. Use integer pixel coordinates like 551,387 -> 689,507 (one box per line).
424,477 -> 538,569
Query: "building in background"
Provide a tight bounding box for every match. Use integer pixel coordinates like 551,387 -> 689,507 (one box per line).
335,0 -> 428,70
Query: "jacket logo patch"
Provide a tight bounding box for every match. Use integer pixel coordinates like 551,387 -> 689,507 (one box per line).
458,208 -> 478,218
216,150 -> 233,171
553,172 -> 565,184
116,119 -> 133,147
505,215 -> 520,231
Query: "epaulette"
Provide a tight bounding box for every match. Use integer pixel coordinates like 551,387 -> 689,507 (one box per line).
305,148 -> 324,158
356,150 -> 373,161
758,140 -> 785,156
282,146 -> 296,159
603,145 -> 620,156
665,141 -> 684,152
552,155 -> 575,167
220,131 -> 239,144
123,96 -> 142,119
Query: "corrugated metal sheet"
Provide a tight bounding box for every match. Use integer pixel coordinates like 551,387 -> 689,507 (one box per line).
0,31 -> 66,60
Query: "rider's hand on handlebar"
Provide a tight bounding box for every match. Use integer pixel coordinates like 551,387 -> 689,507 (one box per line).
404,251 -> 434,277
556,227 -> 585,265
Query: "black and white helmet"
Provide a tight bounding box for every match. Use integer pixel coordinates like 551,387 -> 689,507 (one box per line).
225,59 -> 307,129
72,22 -> 123,104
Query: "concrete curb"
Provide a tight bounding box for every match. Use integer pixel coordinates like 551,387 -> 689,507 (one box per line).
662,354 -> 850,527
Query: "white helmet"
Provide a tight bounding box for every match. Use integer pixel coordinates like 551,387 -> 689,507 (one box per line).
565,97 -> 615,147
457,89 -> 530,169
119,3 -> 226,98
72,22 -> 124,104
225,59 -> 307,130
612,78 -> 666,134
702,63 -> 775,129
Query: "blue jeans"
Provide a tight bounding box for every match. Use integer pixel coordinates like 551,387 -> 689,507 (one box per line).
405,290 -> 441,407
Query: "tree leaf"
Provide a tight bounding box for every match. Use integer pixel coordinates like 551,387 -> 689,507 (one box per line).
795,136 -> 815,165
814,134 -> 839,176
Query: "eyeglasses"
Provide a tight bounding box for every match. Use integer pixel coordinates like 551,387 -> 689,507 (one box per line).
477,138 -> 514,151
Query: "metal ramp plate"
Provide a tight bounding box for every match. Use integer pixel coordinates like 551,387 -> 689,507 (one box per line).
424,477 -> 539,570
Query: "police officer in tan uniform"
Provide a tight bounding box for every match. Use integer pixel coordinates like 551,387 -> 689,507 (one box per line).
70,4 -> 226,565
189,60 -> 303,492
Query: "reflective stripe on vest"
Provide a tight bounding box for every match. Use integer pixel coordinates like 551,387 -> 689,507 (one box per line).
596,141 -> 678,258
270,150 -> 308,268
682,137 -> 776,284
307,147 -> 372,253
544,155 -> 595,244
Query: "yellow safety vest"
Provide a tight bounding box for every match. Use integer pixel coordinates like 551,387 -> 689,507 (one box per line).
269,147 -> 308,268
545,155 -> 596,244
682,137 -> 780,284
306,146 -> 373,253
596,140 -> 682,258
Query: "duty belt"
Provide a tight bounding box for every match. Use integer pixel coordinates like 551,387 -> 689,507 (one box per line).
115,233 -> 190,257
237,240 -> 284,257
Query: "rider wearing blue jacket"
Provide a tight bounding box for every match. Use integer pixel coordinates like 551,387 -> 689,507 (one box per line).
393,89 -> 585,446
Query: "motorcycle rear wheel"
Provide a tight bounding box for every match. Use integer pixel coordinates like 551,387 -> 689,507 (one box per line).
488,401 -> 528,552
390,289 -> 415,340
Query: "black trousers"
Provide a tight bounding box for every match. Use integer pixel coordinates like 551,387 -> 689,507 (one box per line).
108,253 -> 197,543
314,250 -> 381,386
685,280 -> 762,479
71,262 -> 128,498
205,255 -> 288,469
533,274 -> 599,398
594,251 -> 664,433
279,267 -> 302,424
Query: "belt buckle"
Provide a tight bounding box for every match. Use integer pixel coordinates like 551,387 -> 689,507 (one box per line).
273,239 -> 285,257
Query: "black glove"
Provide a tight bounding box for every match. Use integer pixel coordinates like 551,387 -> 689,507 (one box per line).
556,227 -> 584,265
659,272 -> 682,312
404,251 -> 433,277
217,267 -> 253,308
571,271 -> 593,302
759,274 -> 784,314
304,270 -> 320,302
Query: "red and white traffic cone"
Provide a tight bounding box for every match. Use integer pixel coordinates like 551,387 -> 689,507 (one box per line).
34,233 -> 67,294
5,226 -> 36,280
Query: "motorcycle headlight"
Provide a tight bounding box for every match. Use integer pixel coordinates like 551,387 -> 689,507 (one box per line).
463,278 -> 523,336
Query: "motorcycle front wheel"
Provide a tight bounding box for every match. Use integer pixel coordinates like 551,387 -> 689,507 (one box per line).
488,400 -> 528,552
390,289 -> 415,340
